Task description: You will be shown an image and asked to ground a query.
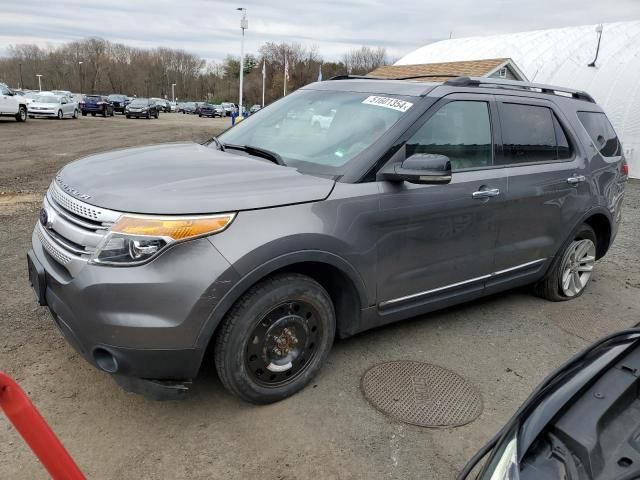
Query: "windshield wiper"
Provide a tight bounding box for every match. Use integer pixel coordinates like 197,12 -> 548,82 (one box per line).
224,143 -> 286,166
205,136 -> 226,152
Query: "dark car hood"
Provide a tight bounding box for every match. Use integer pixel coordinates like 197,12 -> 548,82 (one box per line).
56,143 -> 335,214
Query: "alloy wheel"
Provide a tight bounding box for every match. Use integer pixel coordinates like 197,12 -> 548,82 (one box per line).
561,239 -> 596,297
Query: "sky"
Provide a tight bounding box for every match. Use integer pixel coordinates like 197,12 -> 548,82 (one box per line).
2,0 -> 639,64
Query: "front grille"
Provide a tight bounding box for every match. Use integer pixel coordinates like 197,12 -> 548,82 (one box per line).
37,182 -> 122,275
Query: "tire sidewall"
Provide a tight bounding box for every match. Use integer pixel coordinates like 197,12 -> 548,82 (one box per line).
217,275 -> 335,404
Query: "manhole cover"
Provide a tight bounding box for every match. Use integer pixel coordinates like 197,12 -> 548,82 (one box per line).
362,361 -> 483,428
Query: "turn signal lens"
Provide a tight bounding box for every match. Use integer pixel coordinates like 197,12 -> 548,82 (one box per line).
111,214 -> 235,241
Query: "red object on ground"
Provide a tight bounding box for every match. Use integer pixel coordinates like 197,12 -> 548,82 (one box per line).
0,371 -> 85,480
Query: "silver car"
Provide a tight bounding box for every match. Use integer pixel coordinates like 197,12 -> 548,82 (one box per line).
28,94 -> 78,119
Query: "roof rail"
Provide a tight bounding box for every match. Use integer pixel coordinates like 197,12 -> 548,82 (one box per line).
328,73 -> 461,81
444,76 -> 595,103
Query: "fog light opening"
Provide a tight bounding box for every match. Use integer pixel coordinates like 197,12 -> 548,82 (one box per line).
93,348 -> 119,373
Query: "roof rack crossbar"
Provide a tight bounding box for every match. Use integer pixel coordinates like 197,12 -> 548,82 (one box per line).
444,76 -> 595,103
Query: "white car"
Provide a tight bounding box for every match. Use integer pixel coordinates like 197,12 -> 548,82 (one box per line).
0,82 -> 28,122
28,94 -> 79,119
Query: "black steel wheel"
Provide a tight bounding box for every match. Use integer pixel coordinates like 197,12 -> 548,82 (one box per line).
214,273 -> 335,404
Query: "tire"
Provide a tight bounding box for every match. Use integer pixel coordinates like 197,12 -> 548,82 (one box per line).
82,111 -> 87,116
102,108 -> 107,118
72,109 -> 78,119
155,111 -> 159,119
91,113 -> 96,117
110,109 -> 114,117
214,273 -> 336,404
126,115 -> 131,119
16,106 -> 27,122
534,224 -> 597,301
57,109 -> 63,120
146,111 -> 151,119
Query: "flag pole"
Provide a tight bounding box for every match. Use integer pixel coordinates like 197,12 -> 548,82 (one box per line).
283,55 -> 287,97
262,60 -> 266,107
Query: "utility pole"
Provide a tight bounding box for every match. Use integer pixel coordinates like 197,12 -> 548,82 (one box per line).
237,7 -> 248,117
78,61 -> 84,93
36,74 -> 43,92
18,63 -> 23,90
172,83 -> 176,103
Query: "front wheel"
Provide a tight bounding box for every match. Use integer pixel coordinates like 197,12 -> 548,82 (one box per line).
57,109 -> 63,120
155,111 -> 159,119
16,106 -> 27,122
72,109 -> 78,119
214,273 -> 335,404
534,224 -> 597,301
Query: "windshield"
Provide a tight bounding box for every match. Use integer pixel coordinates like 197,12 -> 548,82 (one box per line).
129,99 -> 149,106
108,95 -> 126,101
217,89 -> 413,175
34,95 -> 60,104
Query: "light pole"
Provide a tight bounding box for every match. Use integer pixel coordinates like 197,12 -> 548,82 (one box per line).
237,7 -> 247,117
18,63 -> 23,90
171,83 -> 176,103
588,24 -> 604,68
36,74 -> 43,92
78,61 -> 84,93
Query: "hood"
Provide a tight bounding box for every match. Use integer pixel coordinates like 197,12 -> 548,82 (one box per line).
56,143 -> 335,214
31,101 -> 59,107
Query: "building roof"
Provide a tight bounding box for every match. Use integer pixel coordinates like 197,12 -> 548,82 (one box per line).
368,58 -> 524,82
395,21 -> 640,177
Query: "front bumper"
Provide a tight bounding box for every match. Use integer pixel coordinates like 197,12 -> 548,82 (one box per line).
126,111 -> 151,117
28,109 -> 56,116
29,228 -> 240,395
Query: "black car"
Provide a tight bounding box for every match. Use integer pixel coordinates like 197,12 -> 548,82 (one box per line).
460,327 -> 640,480
124,98 -> 160,119
80,95 -> 114,117
182,102 -> 197,114
107,94 -> 129,114
198,104 -> 224,118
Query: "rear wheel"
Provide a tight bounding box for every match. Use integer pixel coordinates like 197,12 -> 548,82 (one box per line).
534,224 -> 597,301
16,106 -> 27,122
214,273 -> 335,404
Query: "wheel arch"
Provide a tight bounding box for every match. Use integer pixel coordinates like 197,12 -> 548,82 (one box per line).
195,251 -> 368,355
582,212 -> 612,259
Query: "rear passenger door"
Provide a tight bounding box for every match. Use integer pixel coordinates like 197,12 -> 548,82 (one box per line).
487,96 -> 591,292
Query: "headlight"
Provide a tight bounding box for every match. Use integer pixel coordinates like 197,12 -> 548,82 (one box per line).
89,213 -> 235,266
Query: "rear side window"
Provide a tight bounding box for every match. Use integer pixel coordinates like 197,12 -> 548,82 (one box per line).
577,111 -> 621,157
406,100 -> 492,171
498,103 -> 572,165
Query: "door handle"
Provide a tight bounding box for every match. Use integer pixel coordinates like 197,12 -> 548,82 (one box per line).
567,175 -> 586,185
472,188 -> 501,199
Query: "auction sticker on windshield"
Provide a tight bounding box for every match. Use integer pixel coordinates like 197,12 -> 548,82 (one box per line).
362,96 -> 413,112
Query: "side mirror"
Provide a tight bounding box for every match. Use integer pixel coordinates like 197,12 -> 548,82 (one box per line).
380,153 -> 452,185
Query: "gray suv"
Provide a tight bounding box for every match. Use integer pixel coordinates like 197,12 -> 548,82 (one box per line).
28,76 -> 628,403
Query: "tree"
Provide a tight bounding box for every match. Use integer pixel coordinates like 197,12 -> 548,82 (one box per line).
343,46 -> 389,75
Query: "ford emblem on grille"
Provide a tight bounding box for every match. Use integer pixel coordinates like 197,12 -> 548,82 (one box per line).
39,208 -> 51,228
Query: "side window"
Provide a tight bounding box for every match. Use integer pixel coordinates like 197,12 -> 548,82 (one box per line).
577,111 -> 621,157
498,103 -> 570,164
406,101 -> 492,171
0,84 -> 10,95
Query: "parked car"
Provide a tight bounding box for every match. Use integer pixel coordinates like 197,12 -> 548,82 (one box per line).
249,104 -> 262,114
168,102 -> 177,112
150,98 -> 170,113
28,76 -> 627,404
199,103 -> 224,118
80,95 -> 114,117
221,102 -> 237,116
460,326 -> 640,480
182,102 -> 196,114
106,94 -> 129,114
0,82 -> 28,121
51,90 -> 73,98
28,94 -> 78,119
124,98 -> 160,119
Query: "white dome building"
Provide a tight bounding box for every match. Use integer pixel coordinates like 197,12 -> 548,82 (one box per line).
396,21 -> 640,177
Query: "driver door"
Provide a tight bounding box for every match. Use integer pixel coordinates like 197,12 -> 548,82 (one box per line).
376,94 -> 506,312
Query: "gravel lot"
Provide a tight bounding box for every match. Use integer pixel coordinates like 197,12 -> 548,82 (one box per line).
1,114 -> 639,479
